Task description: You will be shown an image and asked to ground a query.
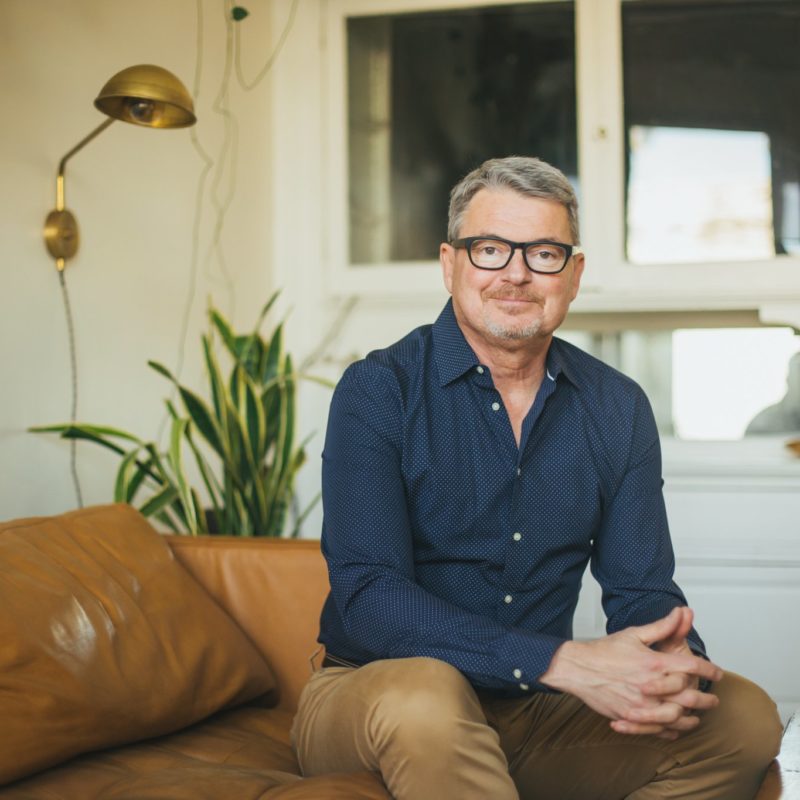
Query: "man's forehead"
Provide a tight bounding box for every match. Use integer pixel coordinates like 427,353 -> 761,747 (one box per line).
462,188 -> 570,229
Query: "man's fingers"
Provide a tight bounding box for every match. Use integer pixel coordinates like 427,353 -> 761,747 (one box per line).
676,607 -> 694,637
660,688 -> 720,712
635,607 -> 684,647
664,714 -> 701,733
641,673 -> 691,697
610,719 -> 668,737
652,651 -> 723,683
611,710 -> 701,737
625,701 -> 686,726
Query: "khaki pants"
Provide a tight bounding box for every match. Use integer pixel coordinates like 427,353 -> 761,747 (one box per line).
290,657 -> 781,800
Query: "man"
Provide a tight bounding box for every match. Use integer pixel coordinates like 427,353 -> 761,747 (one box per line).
291,157 -> 781,799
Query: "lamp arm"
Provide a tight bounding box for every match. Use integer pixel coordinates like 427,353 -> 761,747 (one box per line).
55,117 -> 116,211
45,118 -> 116,269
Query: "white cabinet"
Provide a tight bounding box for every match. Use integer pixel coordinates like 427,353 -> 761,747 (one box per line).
576,438 -> 800,722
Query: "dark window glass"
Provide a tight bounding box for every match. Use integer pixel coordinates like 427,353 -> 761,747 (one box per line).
348,3 -> 577,264
623,0 -> 800,264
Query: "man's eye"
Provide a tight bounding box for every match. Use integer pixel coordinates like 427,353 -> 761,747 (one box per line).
530,247 -> 559,260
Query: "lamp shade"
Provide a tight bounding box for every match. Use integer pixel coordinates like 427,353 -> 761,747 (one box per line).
94,64 -> 196,129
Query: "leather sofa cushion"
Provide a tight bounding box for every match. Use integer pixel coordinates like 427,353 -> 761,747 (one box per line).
0,705 -> 389,800
0,504 -> 276,786
0,705 -> 390,799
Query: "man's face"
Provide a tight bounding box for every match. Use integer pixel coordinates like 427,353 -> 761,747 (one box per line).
440,188 -> 584,347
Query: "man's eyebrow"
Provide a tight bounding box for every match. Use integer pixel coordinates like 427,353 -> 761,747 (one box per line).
470,233 -> 566,242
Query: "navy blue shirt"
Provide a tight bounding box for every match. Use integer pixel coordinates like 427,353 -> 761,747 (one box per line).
319,299 -> 704,694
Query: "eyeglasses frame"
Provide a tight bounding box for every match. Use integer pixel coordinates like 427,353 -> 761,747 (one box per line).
450,235 -> 583,274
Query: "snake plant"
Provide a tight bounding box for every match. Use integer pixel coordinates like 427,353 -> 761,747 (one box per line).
32,294 -> 329,536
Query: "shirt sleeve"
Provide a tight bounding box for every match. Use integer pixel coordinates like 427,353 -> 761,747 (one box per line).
321,361 -> 565,691
589,389 -> 707,658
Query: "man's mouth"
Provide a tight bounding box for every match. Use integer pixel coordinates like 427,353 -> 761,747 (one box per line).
486,293 -> 539,305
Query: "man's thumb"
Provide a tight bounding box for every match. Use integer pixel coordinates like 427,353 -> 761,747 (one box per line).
635,607 -> 683,647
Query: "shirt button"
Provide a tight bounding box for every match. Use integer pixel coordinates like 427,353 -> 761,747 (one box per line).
513,532 -> 522,542
492,401 -> 501,411
476,366 -> 485,374
516,467 -> 521,477
520,683 -> 529,691
504,594 -> 513,604
513,668 -> 522,679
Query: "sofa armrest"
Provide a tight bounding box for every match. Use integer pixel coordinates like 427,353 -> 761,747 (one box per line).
167,536 -> 328,712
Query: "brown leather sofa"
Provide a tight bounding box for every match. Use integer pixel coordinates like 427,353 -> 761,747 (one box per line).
1,503 -> 790,799
0,503 -> 389,799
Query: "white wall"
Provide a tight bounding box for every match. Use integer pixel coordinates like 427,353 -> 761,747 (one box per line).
0,0 -> 278,519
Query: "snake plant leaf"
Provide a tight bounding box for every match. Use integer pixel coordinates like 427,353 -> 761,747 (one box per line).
244,370 -> 267,462
30,422 -> 142,447
179,387 -> 227,458
168,417 -> 199,534
124,455 -> 155,504
183,424 -> 223,526
149,360 -> 226,459
147,359 -> 177,383
254,292 -> 280,331
114,447 -> 143,503
140,484 -> 180,518
202,333 -> 230,432
262,322 -> 283,384
209,309 -> 237,359
142,442 -> 190,531
235,334 -> 266,381
280,357 -> 296,469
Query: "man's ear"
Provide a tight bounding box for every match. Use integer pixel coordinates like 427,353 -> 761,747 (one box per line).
569,252 -> 585,301
440,242 -> 455,294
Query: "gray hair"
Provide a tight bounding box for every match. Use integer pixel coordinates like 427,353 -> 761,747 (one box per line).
447,156 -> 580,244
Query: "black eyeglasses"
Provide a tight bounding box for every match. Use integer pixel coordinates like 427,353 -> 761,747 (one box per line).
450,236 -> 583,274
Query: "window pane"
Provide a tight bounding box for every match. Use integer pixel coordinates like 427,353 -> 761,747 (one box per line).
672,329 -> 800,440
558,327 -> 800,440
348,3 -> 577,264
622,0 -> 800,265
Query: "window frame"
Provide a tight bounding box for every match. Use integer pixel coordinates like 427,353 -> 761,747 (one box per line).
323,0 -> 800,310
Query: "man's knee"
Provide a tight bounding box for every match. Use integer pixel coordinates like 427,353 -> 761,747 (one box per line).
708,672 -> 782,769
367,657 -> 486,752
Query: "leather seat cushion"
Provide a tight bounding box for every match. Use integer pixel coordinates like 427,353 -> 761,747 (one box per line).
0,706 -> 390,799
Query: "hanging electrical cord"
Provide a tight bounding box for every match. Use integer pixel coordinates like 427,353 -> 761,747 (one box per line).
163,0 -> 301,443
58,270 -> 84,508
172,0 -> 302,376
234,0 -> 299,92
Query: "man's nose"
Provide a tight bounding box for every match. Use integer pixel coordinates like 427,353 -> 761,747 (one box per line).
503,247 -> 532,283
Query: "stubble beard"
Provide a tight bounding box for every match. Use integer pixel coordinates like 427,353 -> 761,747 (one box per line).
482,293 -> 544,340
483,311 -> 543,341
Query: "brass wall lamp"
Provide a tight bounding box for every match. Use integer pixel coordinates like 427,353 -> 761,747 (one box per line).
44,64 -> 196,270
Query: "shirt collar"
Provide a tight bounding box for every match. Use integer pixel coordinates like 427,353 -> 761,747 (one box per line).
432,299 -> 582,389
547,337 -> 581,389
432,299 -> 480,386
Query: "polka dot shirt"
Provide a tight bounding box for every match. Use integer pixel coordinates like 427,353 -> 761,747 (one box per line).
318,299 -> 705,694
